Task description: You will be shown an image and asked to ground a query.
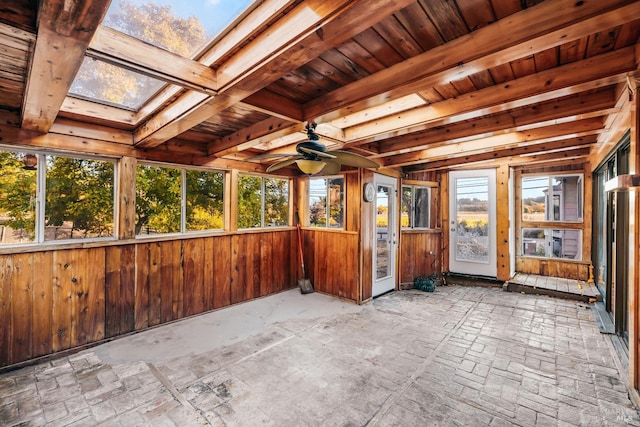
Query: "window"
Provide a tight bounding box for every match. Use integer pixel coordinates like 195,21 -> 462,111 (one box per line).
401,185 -> 430,229
522,228 -> 582,260
309,177 -> 344,228
520,174 -> 584,260
521,174 -> 583,222
186,170 -> 224,231
238,174 -> 289,229
0,149 -> 115,245
136,164 -> 224,236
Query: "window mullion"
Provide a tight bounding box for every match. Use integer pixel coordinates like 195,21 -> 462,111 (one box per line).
36,154 -> 46,243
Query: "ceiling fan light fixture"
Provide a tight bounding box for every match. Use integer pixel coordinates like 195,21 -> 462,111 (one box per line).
296,159 -> 325,175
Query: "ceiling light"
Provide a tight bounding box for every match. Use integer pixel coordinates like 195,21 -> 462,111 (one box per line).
296,159 -> 325,175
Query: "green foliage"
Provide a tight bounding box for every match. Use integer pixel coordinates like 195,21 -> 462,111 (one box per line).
264,178 -> 288,226
186,170 -> 224,231
136,165 -> 181,234
238,175 -> 262,228
46,157 -> 114,237
0,152 -> 36,240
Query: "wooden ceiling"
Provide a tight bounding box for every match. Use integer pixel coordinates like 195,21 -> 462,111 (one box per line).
0,0 -> 638,175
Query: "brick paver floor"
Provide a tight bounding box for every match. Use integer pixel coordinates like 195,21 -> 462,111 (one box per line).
1,285 -> 639,426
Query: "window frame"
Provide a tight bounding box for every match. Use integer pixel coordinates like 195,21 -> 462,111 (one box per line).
0,148 -> 118,246
136,162 -> 226,238
401,184 -> 431,230
308,175 -> 345,229
237,173 -> 291,230
521,173 -> 584,223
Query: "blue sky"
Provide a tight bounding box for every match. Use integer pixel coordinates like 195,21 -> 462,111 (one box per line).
108,0 -> 255,38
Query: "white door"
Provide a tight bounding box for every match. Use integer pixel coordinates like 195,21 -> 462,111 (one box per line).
449,169 -> 497,277
372,174 -> 397,297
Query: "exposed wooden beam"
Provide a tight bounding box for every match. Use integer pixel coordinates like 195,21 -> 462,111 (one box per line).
21,0 -> 111,133
373,90 -> 617,156
403,138 -> 596,172
60,96 -> 136,127
349,47 -> 635,144
86,26 -> 217,95
50,118 -> 133,145
305,0 -> 640,123
208,117 -> 298,157
240,92 -> 304,122
384,117 -> 605,167
133,0 -> 416,148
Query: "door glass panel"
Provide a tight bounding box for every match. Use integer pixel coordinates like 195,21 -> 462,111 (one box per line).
376,185 -> 391,280
455,177 -> 489,263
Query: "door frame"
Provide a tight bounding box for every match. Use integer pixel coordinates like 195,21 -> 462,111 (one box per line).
372,173 -> 398,297
449,169 -> 497,277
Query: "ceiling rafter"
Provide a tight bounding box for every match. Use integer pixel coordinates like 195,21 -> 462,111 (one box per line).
21,0 -> 111,133
304,0 -> 640,123
86,26 -> 218,95
383,117 -> 605,167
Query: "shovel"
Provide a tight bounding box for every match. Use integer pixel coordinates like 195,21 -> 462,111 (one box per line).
295,211 -> 314,294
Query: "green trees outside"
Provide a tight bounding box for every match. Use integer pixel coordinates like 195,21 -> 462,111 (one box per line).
46,157 -> 114,238
135,165 -> 181,235
0,151 -> 115,243
238,175 -> 289,228
0,151 -> 37,242
186,170 -> 224,231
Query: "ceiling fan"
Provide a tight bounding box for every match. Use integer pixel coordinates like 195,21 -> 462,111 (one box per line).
264,123 -> 380,175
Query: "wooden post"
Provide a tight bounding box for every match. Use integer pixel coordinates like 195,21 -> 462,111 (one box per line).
629,81 -> 640,401
117,157 -> 136,239
496,163 -> 510,281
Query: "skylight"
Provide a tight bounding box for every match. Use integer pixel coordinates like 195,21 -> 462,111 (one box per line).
103,0 -> 256,58
68,58 -> 167,111
68,0 -> 256,111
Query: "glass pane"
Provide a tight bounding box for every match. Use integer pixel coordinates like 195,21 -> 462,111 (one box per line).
238,175 -> 261,228
103,0 -> 256,58
265,178 -> 289,227
0,151 -> 37,244
522,175 -> 582,222
551,176 -> 582,221
401,186 -> 411,228
186,170 -> 224,231
309,178 -> 327,227
69,58 -> 166,110
522,228 -> 582,260
455,177 -> 489,263
136,165 -> 181,235
522,228 -> 547,257
522,176 -> 547,221
414,187 -> 430,228
45,156 -> 115,240
328,178 -> 343,229
376,185 -> 390,280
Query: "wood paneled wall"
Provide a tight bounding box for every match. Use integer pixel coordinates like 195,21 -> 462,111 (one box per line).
0,230 -> 297,368
399,231 -> 441,284
302,229 -> 359,302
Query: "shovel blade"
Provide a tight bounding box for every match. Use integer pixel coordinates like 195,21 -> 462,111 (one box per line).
298,279 -> 314,294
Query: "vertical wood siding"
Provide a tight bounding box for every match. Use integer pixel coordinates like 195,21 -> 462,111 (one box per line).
0,230 -> 297,368
399,231 -> 442,285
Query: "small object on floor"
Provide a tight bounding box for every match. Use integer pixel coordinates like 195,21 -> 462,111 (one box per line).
414,275 -> 438,292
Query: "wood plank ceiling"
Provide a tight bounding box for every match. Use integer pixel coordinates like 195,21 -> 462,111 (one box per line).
0,0 -> 638,174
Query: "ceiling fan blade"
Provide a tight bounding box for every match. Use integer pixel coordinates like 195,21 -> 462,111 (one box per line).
330,150 -> 380,169
321,159 -> 342,175
266,157 -> 300,172
247,152 -> 298,161
298,146 -> 336,159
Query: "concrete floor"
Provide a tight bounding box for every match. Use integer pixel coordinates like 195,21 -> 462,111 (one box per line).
1,285 -> 640,426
